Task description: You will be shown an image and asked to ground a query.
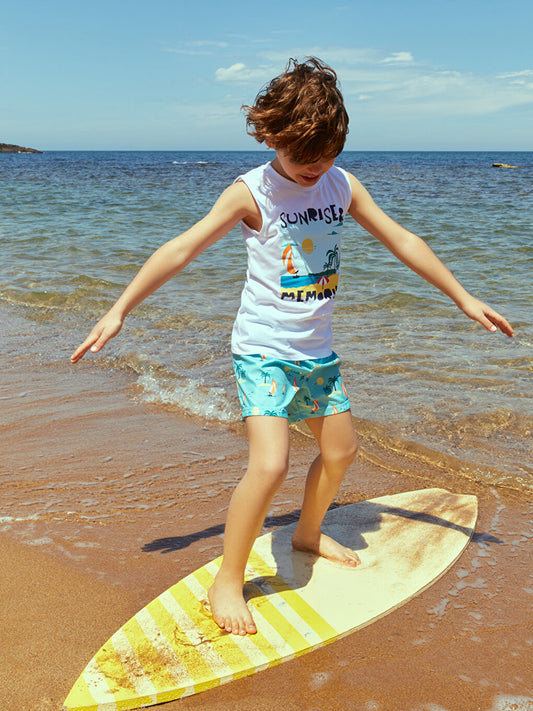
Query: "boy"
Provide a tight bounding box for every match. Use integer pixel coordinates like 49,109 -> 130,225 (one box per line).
71,57 -> 513,637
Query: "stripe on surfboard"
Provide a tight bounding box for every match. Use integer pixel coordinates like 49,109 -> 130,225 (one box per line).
158,587 -> 236,684
167,581 -> 255,677
144,595 -> 218,697
134,606 -> 195,696
192,564 -> 299,663
120,612 -> 190,698
247,549 -> 339,640
108,627 -> 159,701
186,568 -> 280,670
87,633 -> 155,710
203,559 -> 320,654
64,659 -> 104,710
206,551 -> 338,643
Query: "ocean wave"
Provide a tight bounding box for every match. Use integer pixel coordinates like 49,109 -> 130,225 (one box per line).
136,373 -> 240,423
356,420 -> 532,496
294,413 -> 532,496
171,161 -> 219,166
133,367 -> 532,496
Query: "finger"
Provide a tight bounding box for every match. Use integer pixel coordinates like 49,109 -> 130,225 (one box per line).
70,338 -> 97,363
70,327 -> 104,363
89,332 -> 112,353
70,343 -> 96,363
485,311 -> 514,337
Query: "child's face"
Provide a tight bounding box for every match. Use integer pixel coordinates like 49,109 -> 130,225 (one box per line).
271,149 -> 335,188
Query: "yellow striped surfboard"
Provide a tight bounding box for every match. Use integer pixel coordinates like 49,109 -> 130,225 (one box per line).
63,488 -> 477,710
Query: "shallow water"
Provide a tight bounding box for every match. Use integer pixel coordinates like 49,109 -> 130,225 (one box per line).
1,150 -> 532,493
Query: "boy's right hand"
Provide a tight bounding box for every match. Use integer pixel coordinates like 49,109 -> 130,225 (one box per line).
70,313 -> 124,363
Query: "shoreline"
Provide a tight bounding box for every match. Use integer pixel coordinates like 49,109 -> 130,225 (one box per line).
1,357 -> 532,710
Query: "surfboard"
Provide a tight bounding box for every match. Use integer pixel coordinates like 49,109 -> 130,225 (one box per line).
63,487 -> 477,710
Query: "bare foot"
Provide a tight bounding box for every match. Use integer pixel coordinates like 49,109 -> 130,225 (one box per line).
208,574 -> 257,636
291,530 -> 361,567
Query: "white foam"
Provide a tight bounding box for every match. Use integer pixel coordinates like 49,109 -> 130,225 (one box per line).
428,597 -> 449,619
137,374 -> 239,423
27,537 -> 53,546
487,694 -> 533,711
309,672 -> 330,690
0,514 -> 39,523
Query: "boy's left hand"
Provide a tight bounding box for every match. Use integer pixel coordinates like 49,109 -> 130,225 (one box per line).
458,296 -> 514,337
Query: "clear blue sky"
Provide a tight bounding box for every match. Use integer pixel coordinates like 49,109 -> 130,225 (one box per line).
2,0 -> 532,150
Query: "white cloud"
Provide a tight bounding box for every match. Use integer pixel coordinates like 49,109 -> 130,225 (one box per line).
381,51 -> 414,64
495,69 -> 533,87
496,70 -> 533,79
400,71 -> 465,98
191,41 -> 229,48
213,47 -> 533,119
363,72 -> 533,118
215,62 -> 274,83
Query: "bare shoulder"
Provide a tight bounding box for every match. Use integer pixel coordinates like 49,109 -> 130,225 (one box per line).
345,171 -> 369,199
214,180 -> 257,214
344,171 -> 378,216
210,180 -> 261,229
344,171 -> 400,239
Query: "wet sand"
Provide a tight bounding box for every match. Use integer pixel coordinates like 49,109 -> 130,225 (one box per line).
1,357 -> 532,711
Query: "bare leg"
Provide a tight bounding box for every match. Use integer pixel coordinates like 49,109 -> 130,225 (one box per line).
208,416 -> 290,635
292,410 -> 360,566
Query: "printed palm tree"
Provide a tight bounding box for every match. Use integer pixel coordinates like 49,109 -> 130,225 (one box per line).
323,375 -> 340,395
323,244 -> 340,272
234,363 -> 247,382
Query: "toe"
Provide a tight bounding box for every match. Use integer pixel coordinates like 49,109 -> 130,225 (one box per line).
233,617 -> 244,635
344,549 -> 361,567
213,614 -> 226,631
347,551 -> 361,566
221,616 -> 232,633
232,617 -> 245,636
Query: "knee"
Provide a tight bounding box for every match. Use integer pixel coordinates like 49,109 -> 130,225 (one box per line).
248,453 -> 289,492
345,435 -> 359,464
324,433 -> 358,471
262,456 -> 290,486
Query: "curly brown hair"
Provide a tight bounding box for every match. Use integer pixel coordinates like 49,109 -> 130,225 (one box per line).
243,57 -> 349,164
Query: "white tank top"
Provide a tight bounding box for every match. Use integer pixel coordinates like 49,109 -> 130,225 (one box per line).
231,162 -> 352,360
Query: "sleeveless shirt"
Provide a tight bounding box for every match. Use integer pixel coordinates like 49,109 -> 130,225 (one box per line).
231,162 -> 352,360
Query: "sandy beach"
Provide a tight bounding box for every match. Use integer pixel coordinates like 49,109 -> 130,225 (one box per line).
1,354 -> 532,711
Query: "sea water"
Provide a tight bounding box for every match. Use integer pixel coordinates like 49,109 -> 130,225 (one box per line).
1,150 -> 531,494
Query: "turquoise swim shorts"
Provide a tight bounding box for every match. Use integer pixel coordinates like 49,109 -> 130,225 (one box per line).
232,351 -> 351,423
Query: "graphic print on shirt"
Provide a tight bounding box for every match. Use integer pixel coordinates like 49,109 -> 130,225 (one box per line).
279,202 -> 344,303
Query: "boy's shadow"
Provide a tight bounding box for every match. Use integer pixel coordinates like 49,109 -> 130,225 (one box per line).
143,501 -> 503,600
244,501 -> 502,601
141,509 -> 305,555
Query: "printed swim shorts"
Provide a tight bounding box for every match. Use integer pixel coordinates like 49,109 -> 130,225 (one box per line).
232,351 -> 351,423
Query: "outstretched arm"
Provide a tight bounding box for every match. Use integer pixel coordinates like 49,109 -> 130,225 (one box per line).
71,181 -> 259,363
347,173 -> 514,337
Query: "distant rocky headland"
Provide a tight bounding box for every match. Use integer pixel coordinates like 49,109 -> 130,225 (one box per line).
0,143 -> 42,153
